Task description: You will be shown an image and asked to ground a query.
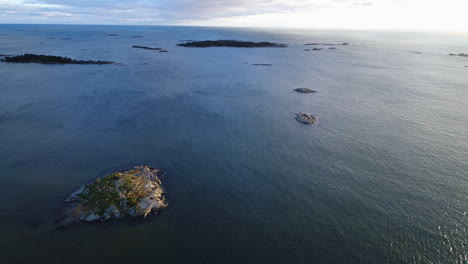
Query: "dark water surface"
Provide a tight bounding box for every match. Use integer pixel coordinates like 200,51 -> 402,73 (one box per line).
0,25 -> 467,264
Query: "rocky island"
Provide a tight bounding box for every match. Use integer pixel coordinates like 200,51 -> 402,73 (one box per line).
177,40 -> 288,48
449,53 -> 468,57
132,45 -> 162,50
1,54 -> 114,64
294,112 -> 318,125
57,166 -> 167,225
294,88 -> 317,93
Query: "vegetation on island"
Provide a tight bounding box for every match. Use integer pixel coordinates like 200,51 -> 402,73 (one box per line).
78,172 -> 150,216
177,40 -> 288,48
1,54 -> 114,64
58,166 -> 167,224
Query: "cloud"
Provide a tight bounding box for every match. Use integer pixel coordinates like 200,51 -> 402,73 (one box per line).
1,0 -> 467,31
0,0 -> 376,23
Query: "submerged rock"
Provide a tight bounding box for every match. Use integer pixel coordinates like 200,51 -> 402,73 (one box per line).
58,166 -> 167,225
294,88 -> 317,93
294,112 -> 318,125
312,48 -> 322,51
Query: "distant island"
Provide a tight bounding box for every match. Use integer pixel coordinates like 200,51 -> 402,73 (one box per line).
294,88 -> 317,93
57,166 -> 167,225
449,53 -> 468,57
132,45 -> 162,50
305,42 -> 350,46
1,54 -> 114,64
177,40 -> 288,48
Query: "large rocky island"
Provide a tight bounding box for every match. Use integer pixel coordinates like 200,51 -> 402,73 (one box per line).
1,54 -> 114,64
57,166 -> 167,225
177,40 -> 288,48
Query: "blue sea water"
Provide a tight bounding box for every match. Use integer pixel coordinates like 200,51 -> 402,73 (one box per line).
0,24 -> 467,264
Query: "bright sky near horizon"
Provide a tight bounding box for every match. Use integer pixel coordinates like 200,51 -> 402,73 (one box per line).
0,0 -> 467,31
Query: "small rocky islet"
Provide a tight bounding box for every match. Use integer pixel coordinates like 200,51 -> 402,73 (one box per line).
57,166 -> 167,225
1,54 -> 114,64
133,45 -> 168,52
305,42 -> 350,46
294,88 -> 317,93
293,88 -> 318,124
449,53 -> 468,57
132,45 -> 162,50
294,112 -> 318,125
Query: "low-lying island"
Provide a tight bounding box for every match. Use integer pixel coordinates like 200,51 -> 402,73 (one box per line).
57,166 -> 167,225
1,54 -> 114,64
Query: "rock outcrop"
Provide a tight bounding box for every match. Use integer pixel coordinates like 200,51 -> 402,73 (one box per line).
294,88 -> 317,93
449,53 -> 468,57
294,112 -> 318,125
132,45 -> 162,50
58,166 -> 167,225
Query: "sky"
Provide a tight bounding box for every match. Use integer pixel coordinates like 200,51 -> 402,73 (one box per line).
0,0 -> 467,31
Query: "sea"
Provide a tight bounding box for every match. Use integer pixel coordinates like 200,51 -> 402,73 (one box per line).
0,24 -> 467,264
